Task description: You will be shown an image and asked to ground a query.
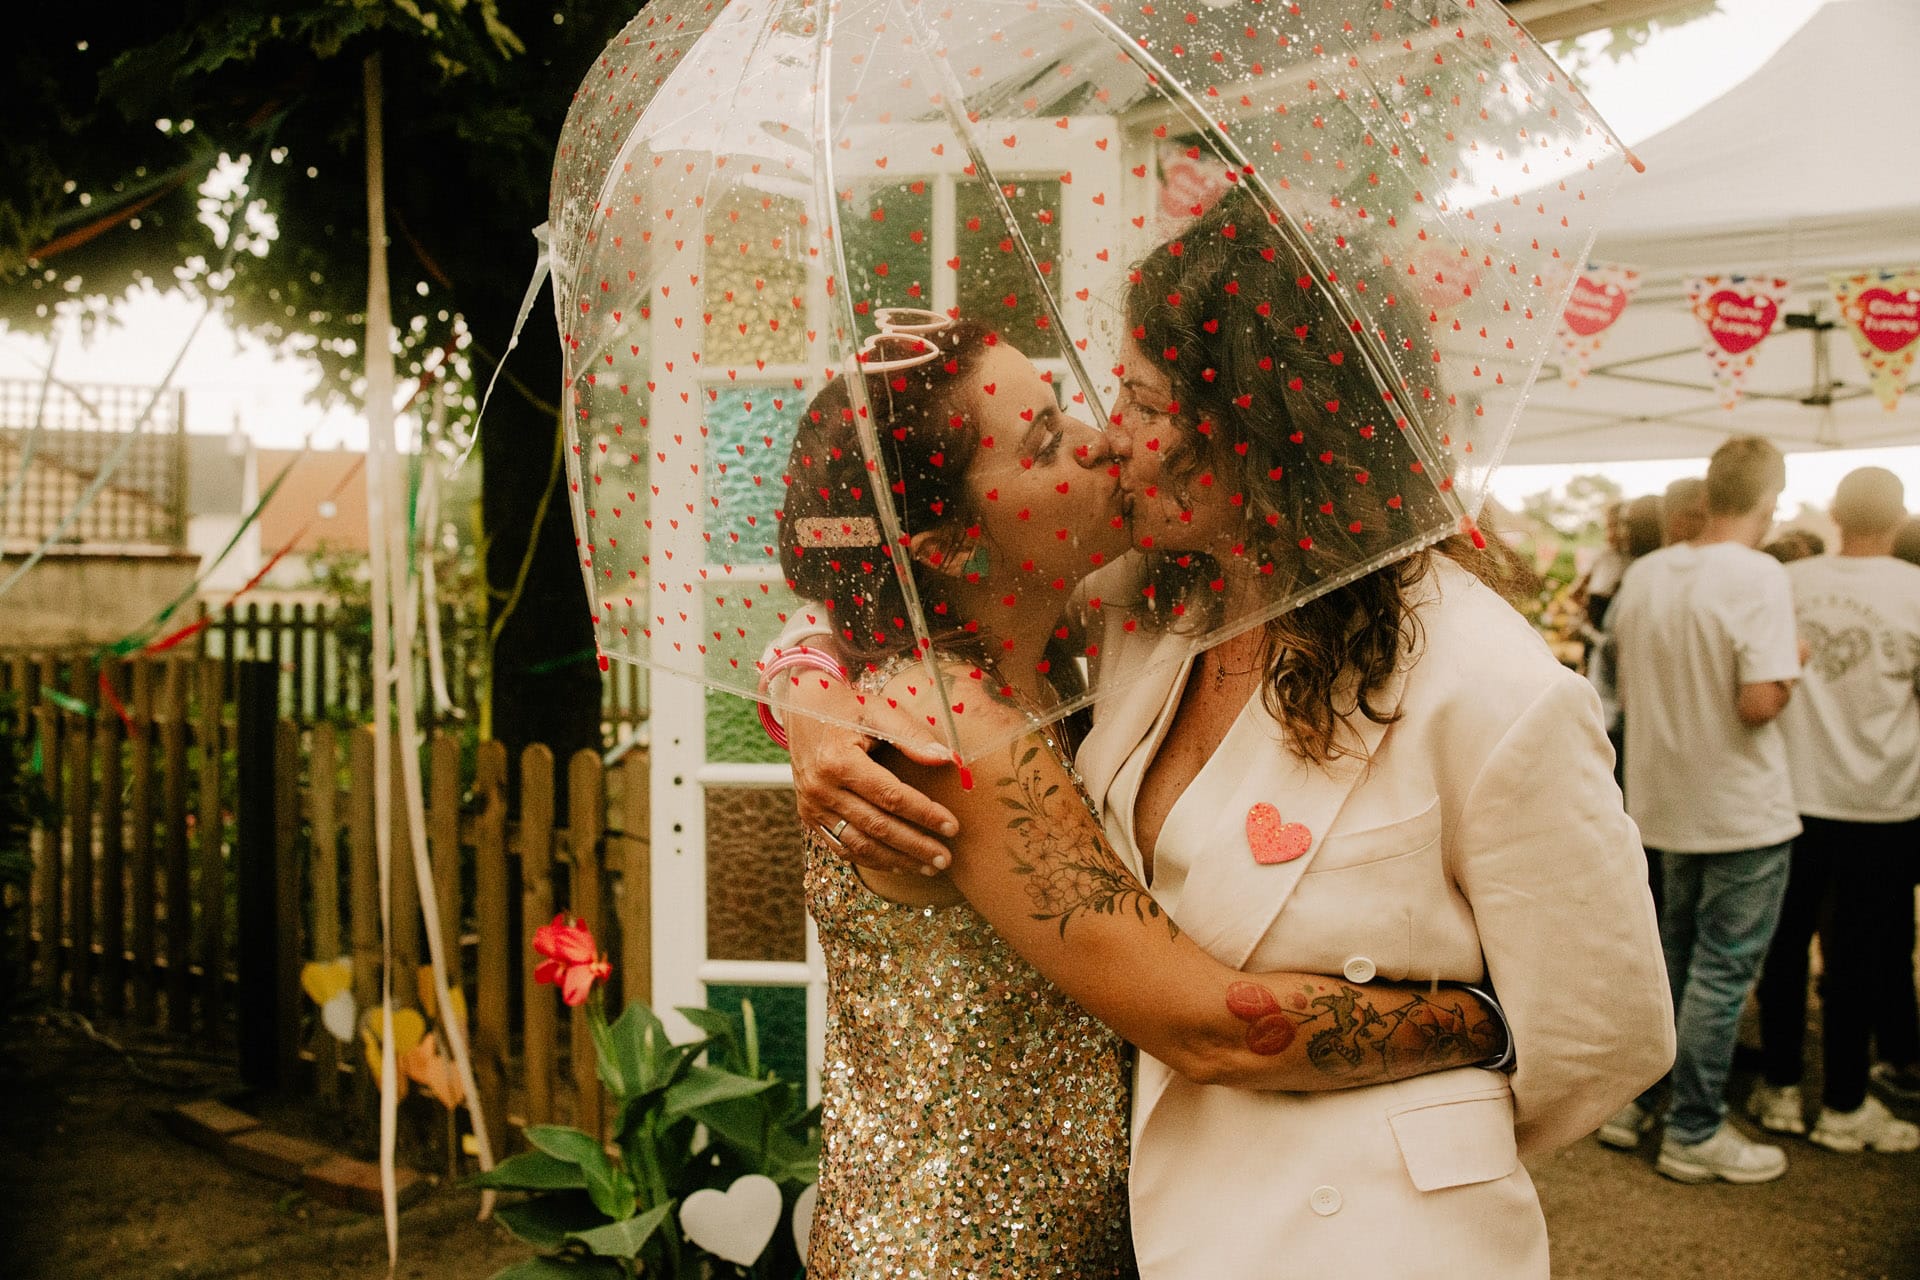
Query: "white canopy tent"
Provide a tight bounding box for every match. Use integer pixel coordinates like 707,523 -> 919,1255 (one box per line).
1503,0 -> 1920,465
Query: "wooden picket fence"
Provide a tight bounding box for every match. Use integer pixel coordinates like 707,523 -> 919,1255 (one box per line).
3,651 -> 650,1154
194,598 -> 649,741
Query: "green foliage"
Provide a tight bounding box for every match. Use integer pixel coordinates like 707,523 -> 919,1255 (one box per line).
2,1 -> 625,422
1520,472 -> 1624,542
475,993 -> 818,1280
1551,3 -> 1722,75
0,694 -> 53,1000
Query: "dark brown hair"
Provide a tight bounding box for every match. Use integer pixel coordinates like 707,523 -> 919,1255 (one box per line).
1126,188 -> 1518,762
1623,494 -> 1665,559
779,318 -> 1094,717
780,319 -> 997,665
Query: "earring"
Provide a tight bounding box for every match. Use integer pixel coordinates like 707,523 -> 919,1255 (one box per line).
963,543 -> 992,579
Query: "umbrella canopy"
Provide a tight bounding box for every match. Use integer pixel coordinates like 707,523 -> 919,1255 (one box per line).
1507,0 -> 1920,464
550,0 -> 1633,753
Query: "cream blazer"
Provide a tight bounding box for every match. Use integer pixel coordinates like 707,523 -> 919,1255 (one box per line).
1076,557 -> 1674,1279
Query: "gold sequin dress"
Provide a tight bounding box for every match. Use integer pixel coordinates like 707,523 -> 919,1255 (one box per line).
804,695 -> 1135,1278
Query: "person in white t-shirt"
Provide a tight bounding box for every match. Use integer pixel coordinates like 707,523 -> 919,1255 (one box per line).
1599,436 -> 1801,1184
1749,468 -> 1920,1154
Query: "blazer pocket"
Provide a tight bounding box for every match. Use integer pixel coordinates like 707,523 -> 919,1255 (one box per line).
1305,796 -> 1442,874
1387,1087 -> 1519,1192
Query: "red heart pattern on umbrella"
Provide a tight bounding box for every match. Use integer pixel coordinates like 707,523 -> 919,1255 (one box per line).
547,0 -> 1639,759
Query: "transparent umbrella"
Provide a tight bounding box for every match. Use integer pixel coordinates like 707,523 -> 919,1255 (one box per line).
550,0 -> 1633,755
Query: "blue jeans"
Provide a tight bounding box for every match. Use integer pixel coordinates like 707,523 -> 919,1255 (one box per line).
1639,842 -> 1793,1146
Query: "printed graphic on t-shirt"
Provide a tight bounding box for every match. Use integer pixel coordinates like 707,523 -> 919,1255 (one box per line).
1803,619 -> 1873,680
1798,591 -> 1913,683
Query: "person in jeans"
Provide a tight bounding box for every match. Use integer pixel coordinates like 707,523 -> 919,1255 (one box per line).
1589,494 -> 1668,904
1883,516 -> 1920,1102
1749,468 -> 1920,1153
1601,436 -> 1801,1183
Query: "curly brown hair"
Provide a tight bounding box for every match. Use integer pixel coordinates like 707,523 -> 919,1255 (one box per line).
1126,188 -> 1520,762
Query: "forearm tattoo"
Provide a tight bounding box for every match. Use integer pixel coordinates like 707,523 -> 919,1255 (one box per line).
1226,980 -> 1501,1077
998,740 -> 1178,939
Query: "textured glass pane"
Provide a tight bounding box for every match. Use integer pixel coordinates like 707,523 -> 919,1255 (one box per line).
705,786 -> 806,961
707,983 -> 809,1090
702,578 -> 789,700
844,180 -> 936,338
706,688 -> 789,764
702,383 -> 792,568
704,189 -> 809,368
955,178 -> 1062,354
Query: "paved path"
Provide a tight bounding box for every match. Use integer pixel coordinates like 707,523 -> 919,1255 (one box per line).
3,1016 -> 1915,1279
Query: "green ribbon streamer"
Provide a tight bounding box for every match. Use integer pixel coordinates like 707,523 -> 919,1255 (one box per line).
38,686 -> 93,718
522,645 -> 600,676
103,446 -> 307,657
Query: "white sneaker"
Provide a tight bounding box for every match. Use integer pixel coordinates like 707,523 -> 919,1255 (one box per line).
1745,1081 -> 1807,1135
1656,1125 -> 1788,1184
1809,1096 -> 1920,1154
1597,1100 -> 1654,1149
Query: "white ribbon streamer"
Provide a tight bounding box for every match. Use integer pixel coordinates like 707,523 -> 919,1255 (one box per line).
448,222 -> 552,477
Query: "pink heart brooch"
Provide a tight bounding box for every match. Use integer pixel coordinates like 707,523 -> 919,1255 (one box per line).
1246,802 -> 1311,865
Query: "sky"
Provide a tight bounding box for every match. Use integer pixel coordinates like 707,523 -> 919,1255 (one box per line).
3,0 -> 1911,514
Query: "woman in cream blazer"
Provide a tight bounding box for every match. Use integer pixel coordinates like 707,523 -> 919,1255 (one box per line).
1076,552 -> 1674,1278
781,189 -> 1673,1274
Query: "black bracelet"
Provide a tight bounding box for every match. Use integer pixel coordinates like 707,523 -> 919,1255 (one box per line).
1459,983 -> 1516,1072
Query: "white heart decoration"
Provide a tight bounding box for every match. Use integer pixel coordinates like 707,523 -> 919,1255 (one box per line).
791,1182 -> 819,1260
680,1173 -> 781,1266
321,990 -> 357,1043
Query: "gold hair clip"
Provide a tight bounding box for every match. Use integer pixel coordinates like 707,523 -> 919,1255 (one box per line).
793,515 -> 883,546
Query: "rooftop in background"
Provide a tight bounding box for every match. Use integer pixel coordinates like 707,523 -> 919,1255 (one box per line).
256,447 -> 368,558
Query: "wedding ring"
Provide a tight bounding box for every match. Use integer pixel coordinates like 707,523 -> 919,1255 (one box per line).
827,818 -> 850,844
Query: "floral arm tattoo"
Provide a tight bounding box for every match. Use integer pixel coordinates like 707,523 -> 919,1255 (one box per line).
997,739 -> 1178,940
1227,980 -> 1503,1078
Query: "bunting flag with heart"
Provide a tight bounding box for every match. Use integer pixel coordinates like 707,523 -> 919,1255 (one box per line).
1832,269 -> 1920,411
1155,143 -> 1233,236
1689,275 -> 1791,409
1557,265 -> 1640,387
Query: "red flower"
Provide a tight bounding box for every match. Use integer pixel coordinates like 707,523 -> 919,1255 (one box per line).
532,913 -> 611,1007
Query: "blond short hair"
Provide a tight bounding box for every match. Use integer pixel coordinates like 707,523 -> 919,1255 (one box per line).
1831,467 -> 1906,536
1705,437 -> 1786,517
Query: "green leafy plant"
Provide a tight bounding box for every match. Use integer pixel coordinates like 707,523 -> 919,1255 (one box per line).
473,916 -> 817,1279
0,693 -> 54,1002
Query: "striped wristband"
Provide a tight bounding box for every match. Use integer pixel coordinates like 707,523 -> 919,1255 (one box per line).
756,647 -> 848,749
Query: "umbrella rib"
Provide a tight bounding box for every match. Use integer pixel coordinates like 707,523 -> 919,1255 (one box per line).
894,3 -> 1113,433
812,0 -> 952,730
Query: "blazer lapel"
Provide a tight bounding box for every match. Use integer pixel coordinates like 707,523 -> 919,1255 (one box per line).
1130,663 -> 1408,1127
1077,626 -> 1191,824
1169,708 -> 1394,969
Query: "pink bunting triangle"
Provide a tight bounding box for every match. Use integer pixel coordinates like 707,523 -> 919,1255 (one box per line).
1832,269 -> 1920,411
1689,275 -> 1791,410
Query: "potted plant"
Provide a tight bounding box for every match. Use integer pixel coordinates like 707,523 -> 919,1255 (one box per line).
475,915 -> 818,1278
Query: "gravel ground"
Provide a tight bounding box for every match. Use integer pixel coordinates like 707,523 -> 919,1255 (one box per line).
3,1012 -> 1915,1279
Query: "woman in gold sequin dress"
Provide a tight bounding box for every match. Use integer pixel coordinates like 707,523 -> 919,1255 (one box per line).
777,315 -> 1511,1278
